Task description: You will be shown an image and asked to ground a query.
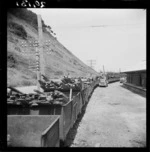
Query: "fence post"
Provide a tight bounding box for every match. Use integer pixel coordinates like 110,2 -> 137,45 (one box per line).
71,99 -> 74,128
59,106 -> 64,141
69,88 -> 72,101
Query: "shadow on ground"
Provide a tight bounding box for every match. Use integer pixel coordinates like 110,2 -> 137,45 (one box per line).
120,84 -> 146,98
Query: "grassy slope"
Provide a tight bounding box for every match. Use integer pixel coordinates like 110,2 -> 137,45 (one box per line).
7,9 -> 98,87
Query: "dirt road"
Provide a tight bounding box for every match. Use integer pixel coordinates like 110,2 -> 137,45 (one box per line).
70,82 -> 146,147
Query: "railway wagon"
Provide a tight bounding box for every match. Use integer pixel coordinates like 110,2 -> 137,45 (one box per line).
7,79 -> 100,147
108,77 -> 120,83
7,115 -> 60,147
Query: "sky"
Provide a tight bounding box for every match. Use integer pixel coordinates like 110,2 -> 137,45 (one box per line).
28,8 -> 146,73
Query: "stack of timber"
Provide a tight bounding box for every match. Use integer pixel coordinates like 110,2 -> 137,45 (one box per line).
39,75 -> 82,92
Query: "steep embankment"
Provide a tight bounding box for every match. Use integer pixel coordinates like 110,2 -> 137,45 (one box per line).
7,8 -> 98,87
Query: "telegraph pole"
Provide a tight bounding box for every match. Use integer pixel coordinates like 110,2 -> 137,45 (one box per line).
103,65 -> 105,74
21,40 -> 40,90
87,60 -> 96,69
20,15 -> 54,91
87,60 -> 96,78
37,15 -> 45,78
35,47 -> 40,91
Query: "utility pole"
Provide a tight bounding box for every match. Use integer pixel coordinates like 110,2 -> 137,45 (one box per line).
21,40 -> 40,90
37,15 -> 45,78
35,46 -> 40,91
21,14 -> 43,91
20,15 -> 54,91
87,60 -> 96,69
103,65 -> 105,74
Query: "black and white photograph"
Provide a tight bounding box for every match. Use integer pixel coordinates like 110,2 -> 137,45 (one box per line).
6,7 -> 146,148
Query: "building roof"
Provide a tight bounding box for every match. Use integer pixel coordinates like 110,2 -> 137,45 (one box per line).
122,60 -> 146,73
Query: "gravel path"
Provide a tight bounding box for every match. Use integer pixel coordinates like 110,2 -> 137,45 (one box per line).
69,82 -> 146,147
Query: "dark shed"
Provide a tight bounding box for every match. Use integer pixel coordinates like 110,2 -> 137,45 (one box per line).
122,61 -> 146,89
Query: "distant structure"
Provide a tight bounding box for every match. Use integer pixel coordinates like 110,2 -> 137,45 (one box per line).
122,60 -> 146,96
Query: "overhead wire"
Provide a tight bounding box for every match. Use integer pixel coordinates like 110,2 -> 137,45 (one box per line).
53,23 -> 144,29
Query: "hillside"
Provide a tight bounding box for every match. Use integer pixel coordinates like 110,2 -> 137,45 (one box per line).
7,8 -> 98,87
